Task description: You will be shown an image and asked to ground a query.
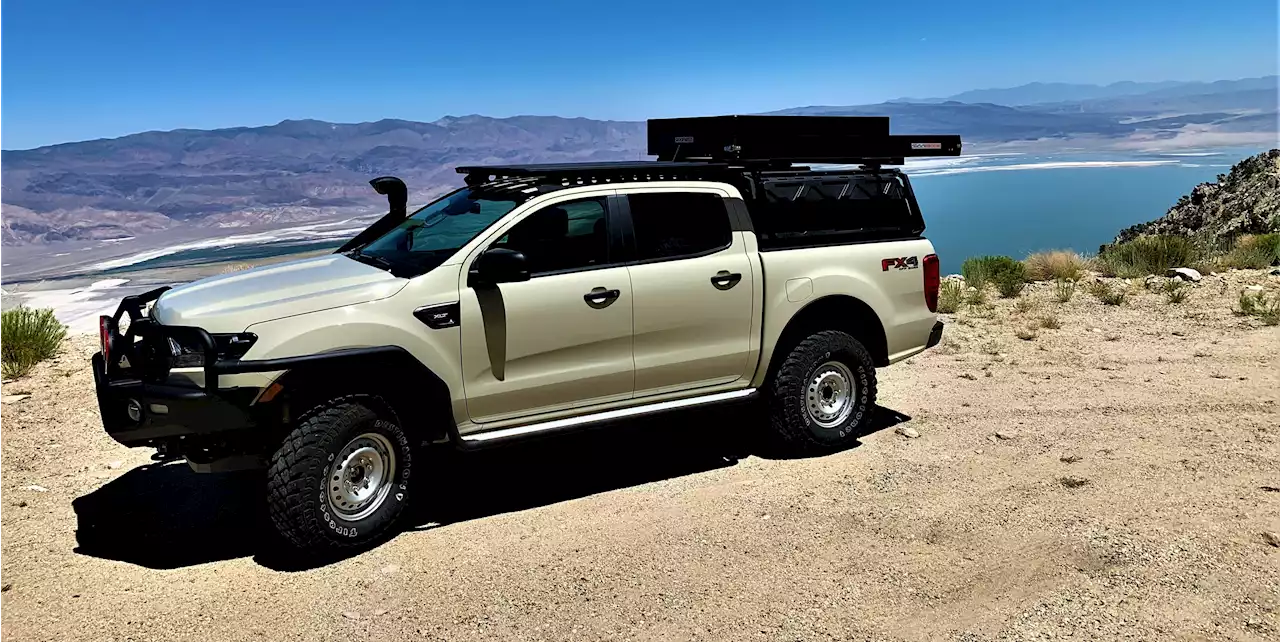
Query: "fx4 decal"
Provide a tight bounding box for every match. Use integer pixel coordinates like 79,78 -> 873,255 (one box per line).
881,256 -> 920,271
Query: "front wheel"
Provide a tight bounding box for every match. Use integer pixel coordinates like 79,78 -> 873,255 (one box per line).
266,396 -> 413,553
767,330 -> 878,454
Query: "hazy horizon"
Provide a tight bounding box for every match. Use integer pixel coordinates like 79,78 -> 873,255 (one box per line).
2,0 -> 1276,150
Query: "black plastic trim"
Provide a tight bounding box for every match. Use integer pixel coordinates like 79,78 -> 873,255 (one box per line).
414,302 -> 460,329
925,320 -> 945,349
757,234 -> 925,252
726,197 -> 754,233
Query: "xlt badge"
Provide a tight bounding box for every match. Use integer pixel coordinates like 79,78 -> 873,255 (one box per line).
413,302 -> 460,329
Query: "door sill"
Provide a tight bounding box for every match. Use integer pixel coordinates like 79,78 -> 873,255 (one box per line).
457,388 -> 757,447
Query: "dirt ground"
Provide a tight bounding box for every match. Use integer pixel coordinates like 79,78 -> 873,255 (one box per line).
2,269 -> 1278,642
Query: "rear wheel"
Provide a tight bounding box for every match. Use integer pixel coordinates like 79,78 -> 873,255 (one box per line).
266,395 -> 413,553
767,330 -> 877,454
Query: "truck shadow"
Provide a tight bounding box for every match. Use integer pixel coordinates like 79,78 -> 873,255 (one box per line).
72,404 -> 910,571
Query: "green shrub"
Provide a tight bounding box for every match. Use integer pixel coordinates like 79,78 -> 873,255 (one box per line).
1099,235 -> 1198,278
994,271 -> 1026,298
1054,279 -> 1076,303
962,255 -> 1026,291
1221,233 -> 1280,269
963,256 -> 1027,298
1,307 -> 67,379
1039,314 -> 1062,329
938,280 -> 964,314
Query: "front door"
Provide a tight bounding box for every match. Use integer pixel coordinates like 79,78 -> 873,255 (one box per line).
622,189 -> 756,396
459,194 -> 634,425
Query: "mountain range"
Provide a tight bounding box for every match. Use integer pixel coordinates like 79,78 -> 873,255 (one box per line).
2,76 -> 1276,247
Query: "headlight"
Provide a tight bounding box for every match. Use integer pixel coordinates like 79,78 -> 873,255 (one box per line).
166,333 -> 257,368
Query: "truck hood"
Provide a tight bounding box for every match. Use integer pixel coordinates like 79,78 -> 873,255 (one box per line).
151,254 -> 407,332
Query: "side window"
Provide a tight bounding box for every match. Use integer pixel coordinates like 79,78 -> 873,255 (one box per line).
492,197 -> 609,275
627,192 -> 732,261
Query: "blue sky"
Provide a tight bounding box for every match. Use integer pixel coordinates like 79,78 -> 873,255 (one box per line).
2,0 -> 1277,150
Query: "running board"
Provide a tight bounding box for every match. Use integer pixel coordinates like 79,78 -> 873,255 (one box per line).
458,388 -> 757,447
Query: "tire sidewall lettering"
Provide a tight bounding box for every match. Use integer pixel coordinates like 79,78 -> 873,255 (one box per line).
314,411 -> 412,541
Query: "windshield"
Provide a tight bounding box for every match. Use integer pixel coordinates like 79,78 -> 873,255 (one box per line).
351,187 -> 525,277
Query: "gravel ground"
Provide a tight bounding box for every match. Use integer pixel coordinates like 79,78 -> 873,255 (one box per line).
2,269 -> 1278,642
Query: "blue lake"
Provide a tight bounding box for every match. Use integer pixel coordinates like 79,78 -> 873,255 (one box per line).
913,161 -> 1240,274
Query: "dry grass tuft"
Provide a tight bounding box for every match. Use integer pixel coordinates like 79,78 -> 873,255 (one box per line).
1054,279 -> 1076,303
1025,250 -> 1087,281
1090,281 -> 1127,306
938,280 -> 964,314
1164,280 -> 1190,304
1237,290 -> 1280,326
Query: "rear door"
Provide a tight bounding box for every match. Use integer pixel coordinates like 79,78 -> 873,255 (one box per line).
620,188 -> 755,397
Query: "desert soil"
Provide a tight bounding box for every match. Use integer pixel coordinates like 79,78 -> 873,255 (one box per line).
2,270 -> 1278,642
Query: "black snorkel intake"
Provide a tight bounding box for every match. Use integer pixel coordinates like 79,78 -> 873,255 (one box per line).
336,176 -> 410,254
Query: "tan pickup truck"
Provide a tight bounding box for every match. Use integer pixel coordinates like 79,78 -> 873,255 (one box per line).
92,115 -> 957,553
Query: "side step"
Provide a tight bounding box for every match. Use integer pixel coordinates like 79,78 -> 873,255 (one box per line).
458,388 -> 757,448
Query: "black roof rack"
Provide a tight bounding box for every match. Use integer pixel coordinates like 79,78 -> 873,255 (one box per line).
455,115 -> 961,185
456,161 -> 731,185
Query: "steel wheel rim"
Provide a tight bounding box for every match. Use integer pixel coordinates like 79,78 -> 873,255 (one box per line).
805,360 -> 856,428
326,432 -> 396,521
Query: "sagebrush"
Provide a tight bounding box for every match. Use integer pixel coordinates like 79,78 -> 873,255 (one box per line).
1,307 -> 67,379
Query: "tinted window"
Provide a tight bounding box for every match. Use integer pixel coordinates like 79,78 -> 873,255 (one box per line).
492,198 -> 609,274
628,192 -> 732,261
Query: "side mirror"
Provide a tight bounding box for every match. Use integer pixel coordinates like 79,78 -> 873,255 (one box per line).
469,248 -> 530,287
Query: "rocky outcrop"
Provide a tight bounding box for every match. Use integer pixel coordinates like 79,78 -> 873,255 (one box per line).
1112,149 -> 1280,246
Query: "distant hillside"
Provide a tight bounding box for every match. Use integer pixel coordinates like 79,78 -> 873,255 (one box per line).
1,117 -> 646,245
901,75 -> 1278,106
2,76 -> 1275,247
1112,149 -> 1280,245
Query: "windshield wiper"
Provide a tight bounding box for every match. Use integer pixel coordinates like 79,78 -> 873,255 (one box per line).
344,249 -> 395,271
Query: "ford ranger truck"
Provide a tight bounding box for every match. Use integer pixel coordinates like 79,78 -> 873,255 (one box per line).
92,115 -> 956,554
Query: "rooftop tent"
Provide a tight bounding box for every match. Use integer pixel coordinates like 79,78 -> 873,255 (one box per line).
646,114 -> 961,165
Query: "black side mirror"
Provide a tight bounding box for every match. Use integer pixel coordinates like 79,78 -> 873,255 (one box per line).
469,248 -> 530,287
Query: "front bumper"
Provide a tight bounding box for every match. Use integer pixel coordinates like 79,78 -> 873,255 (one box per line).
92,352 -> 257,448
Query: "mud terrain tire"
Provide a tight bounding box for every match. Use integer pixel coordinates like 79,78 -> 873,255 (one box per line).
767,330 -> 878,454
266,396 -> 413,553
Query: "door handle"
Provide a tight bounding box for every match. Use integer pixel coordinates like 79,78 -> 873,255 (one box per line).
583,287 -> 621,309
710,271 -> 742,290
